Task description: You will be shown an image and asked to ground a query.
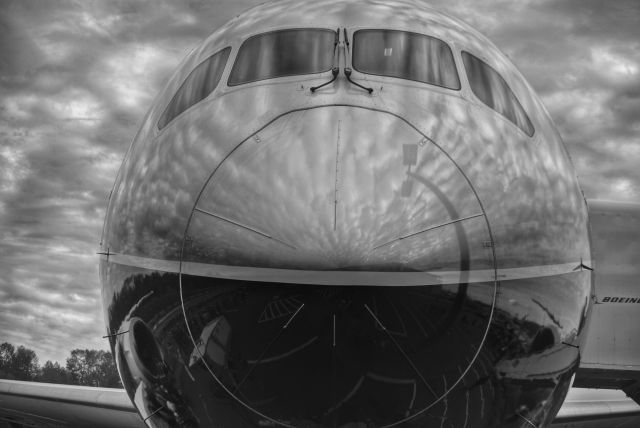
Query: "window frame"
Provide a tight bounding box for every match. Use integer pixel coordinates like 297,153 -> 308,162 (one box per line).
227,27 -> 338,87
351,28 -> 461,91
157,46 -> 231,131
460,50 -> 535,137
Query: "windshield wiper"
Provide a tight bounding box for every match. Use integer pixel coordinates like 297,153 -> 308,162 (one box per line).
310,28 -> 340,93
343,28 -> 373,94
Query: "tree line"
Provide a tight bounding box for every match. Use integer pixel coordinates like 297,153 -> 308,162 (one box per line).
0,342 -> 121,388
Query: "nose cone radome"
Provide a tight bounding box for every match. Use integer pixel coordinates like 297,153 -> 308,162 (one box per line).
182,106 -> 492,275
176,106 -> 499,427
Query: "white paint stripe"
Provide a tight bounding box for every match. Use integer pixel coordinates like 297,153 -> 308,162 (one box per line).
105,254 -> 591,286
372,213 -> 485,250
107,254 -> 181,273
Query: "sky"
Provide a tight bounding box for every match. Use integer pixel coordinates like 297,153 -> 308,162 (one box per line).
0,0 -> 639,365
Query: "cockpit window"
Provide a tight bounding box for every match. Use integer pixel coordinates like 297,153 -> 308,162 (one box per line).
352,29 -> 461,90
158,47 -> 231,130
228,29 -> 336,86
461,51 -> 534,136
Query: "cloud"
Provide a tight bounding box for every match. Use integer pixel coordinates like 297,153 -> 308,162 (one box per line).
0,0 -> 263,364
467,0 -> 640,201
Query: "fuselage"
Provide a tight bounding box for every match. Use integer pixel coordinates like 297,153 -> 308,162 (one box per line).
100,1 -> 593,426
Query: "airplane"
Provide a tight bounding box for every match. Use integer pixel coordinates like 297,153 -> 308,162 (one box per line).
1,0 -> 639,427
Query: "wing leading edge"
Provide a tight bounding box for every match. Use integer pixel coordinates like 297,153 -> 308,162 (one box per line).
551,388 -> 640,427
0,379 -> 144,428
2,380 -> 640,427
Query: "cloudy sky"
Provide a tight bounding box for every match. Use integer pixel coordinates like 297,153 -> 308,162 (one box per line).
0,0 -> 639,365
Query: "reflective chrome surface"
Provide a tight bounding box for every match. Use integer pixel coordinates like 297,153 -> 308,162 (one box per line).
100,0 -> 592,426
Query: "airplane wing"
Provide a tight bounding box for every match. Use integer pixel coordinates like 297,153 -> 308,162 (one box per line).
551,388 -> 640,427
0,379 -> 144,428
572,200 -> 640,404
2,380 -> 640,428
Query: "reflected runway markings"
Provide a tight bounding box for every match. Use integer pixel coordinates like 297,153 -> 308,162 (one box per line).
404,303 -> 430,339
479,383 -> 485,419
365,304 -> 438,398
441,375 -> 448,428
332,314 -> 336,347
234,303 -> 305,393
389,301 -> 408,337
464,390 -> 470,428
258,296 -> 303,323
366,372 -> 417,416
327,376 -> 364,414
517,411 -> 538,427
473,367 -> 481,383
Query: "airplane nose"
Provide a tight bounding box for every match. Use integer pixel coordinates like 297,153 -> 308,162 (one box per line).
179,106 -> 497,427
183,106 -> 492,274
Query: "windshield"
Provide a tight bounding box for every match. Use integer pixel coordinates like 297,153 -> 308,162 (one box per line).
461,51 -> 534,136
158,47 -> 230,130
352,29 -> 460,90
228,29 -> 336,86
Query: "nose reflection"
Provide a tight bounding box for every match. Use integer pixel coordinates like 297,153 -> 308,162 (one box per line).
180,279 -> 496,427
183,106 -> 492,273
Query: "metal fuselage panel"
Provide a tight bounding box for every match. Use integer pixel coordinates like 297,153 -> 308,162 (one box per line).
99,1 -> 592,427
